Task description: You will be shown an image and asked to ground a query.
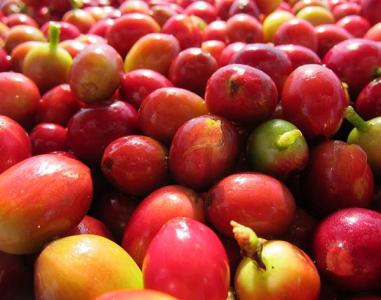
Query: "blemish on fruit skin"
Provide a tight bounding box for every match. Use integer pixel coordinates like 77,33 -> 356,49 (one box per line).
326,243 -> 354,276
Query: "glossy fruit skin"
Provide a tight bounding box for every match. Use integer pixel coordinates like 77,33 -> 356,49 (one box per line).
122,185 -> 204,266
143,217 -> 230,300
205,64 -> 278,125
332,2 -> 361,20
235,240 -> 321,300
225,13 -> 263,44
94,289 -> 179,300
35,234 -> 143,300
184,1 -> 217,24
4,25 -> 45,53
206,172 -> 296,238
107,13 -> 160,58
169,115 -> 239,191
22,42 -> 73,93
232,43 -> 292,93
302,140 -> 374,216
361,0 -> 381,25
30,123 -> 68,155
88,18 -> 114,38
94,192 -> 139,242
313,208 -> 381,291
276,44 -> 321,70
356,78 -> 381,119
203,20 -> 228,42
201,40 -> 226,62
70,44 -> 123,104
67,101 -> 139,165
35,84 -> 82,126
169,47 -> 218,95
62,9 -> 96,33
0,154 -> 92,254
323,39 -> 381,95
0,115 -> 31,174
274,18 -> 318,52
4,13 -> 38,28
218,41 -> 245,66
161,14 -> 203,50
139,87 -> 208,144
347,117 -> 381,176
247,119 -> 309,180
101,135 -> 169,196
0,72 -> 40,124
315,24 -> 352,58
336,15 -> 371,38
124,33 -> 180,75
120,69 -> 173,110
59,39 -> 86,58
64,215 -> 113,239
281,64 -> 348,141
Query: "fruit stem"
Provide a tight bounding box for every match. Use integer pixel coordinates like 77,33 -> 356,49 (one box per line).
344,106 -> 371,132
70,0 -> 82,9
373,67 -> 381,78
275,129 -> 303,150
231,221 -> 266,270
48,23 -> 61,51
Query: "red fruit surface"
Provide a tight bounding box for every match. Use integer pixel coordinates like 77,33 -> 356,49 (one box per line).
226,13 -> 263,44
232,43 -> 292,93
336,15 -> 371,38
313,208 -> 381,291
169,115 -> 239,191
355,78 -> 381,119
101,135 -> 169,196
276,44 -> 321,70
35,84 -> 82,126
30,123 -> 68,155
206,172 -> 296,238
139,87 -> 208,144
0,115 -> 31,174
205,64 -> 278,124
94,289 -> 178,300
168,47 -> 218,95
315,24 -> 352,58
323,39 -> 381,95
122,185 -> 204,266
0,154 -> 93,254
361,0 -> 381,25
143,217 -> 230,300
161,14 -> 203,50
0,72 -> 40,124
67,101 -> 139,165
281,64 -> 348,141
120,69 -> 173,110
274,18 -> 318,51
64,215 -> 113,239
106,13 -> 160,57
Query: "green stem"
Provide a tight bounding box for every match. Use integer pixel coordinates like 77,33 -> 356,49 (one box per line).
373,67 -> 381,78
344,106 -> 371,132
49,23 -> 61,51
69,0 -> 82,10
275,129 -> 302,150
231,221 -> 266,270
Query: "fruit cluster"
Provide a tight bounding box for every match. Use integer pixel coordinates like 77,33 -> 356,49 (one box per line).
0,0 -> 380,299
